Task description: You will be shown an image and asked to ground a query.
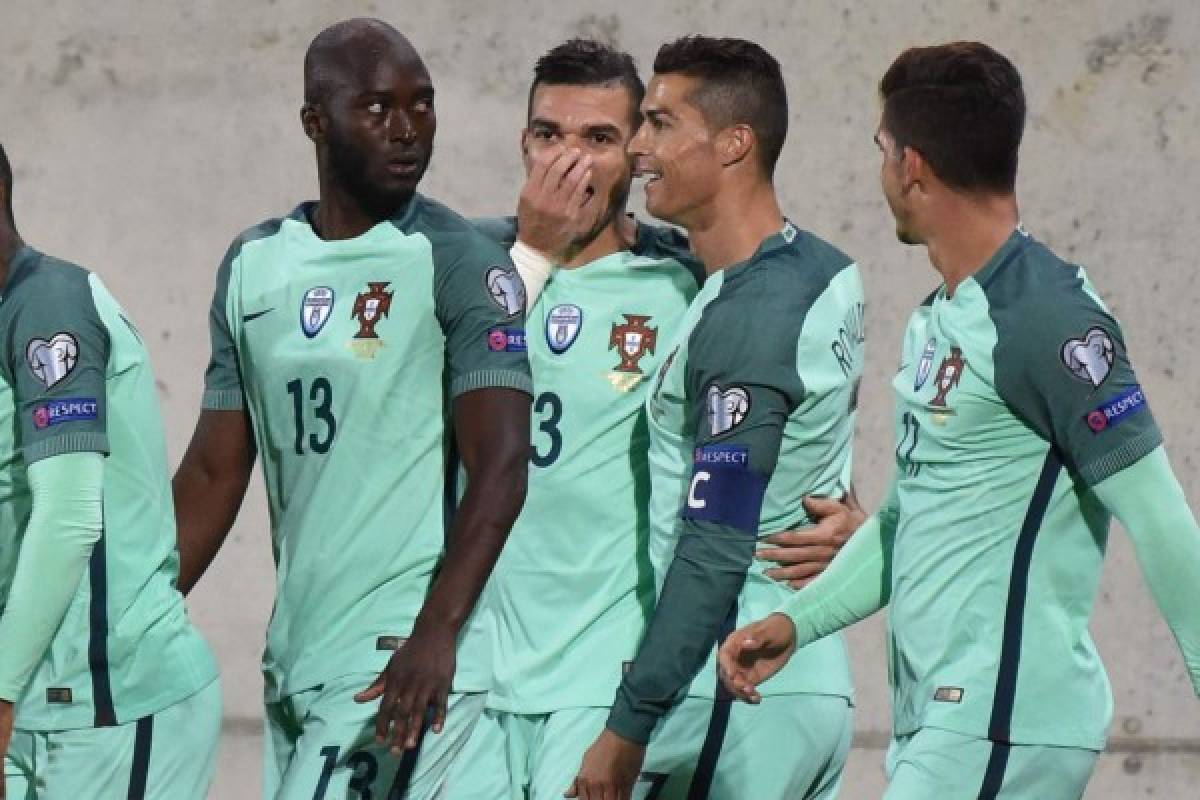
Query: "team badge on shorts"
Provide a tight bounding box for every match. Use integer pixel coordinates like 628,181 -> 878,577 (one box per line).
914,337 -> 937,391
930,346 -> 967,408
1061,326 -> 1114,387
707,383 -> 751,435
301,286 -> 334,338
546,303 -> 583,354
349,281 -> 393,359
485,266 -> 526,318
27,332 -> 80,388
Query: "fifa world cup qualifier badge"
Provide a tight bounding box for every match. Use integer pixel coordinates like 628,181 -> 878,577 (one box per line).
607,314 -> 657,392
348,281 -> 393,359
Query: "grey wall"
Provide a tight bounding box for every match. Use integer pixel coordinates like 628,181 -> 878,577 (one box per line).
3,1 -> 1198,797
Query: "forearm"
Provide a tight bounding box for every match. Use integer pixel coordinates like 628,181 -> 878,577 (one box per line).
777,505 -> 897,648
1094,446 -> 1200,694
608,524 -> 754,744
0,453 -> 105,701
414,459 -> 527,637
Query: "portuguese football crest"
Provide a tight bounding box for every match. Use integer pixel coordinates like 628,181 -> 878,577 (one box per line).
609,314 -> 657,374
930,346 -> 966,407
352,282 -> 393,339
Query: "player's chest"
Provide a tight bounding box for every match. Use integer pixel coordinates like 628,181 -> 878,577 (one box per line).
892,302 -> 1021,459
529,278 -> 682,401
235,252 -> 440,377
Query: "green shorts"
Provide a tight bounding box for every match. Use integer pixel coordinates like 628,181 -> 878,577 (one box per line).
264,672 -> 485,800
4,677 -> 221,800
473,693 -> 850,800
884,728 -> 1098,799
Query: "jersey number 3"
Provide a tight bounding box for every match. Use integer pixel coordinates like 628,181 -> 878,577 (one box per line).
531,391 -> 563,467
287,377 -> 337,455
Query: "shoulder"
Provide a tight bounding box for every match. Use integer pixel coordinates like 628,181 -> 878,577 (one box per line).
470,216 -> 518,249
4,250 -> 95,313
224,208 -> 296,264
634,222 -> 704,286
725,230 -> 857,319
404,195 -> 510,268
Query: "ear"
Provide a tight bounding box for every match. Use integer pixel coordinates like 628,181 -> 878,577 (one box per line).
717,123 -> 754,168
900,145 -> 926,195
301,104 -> 323,143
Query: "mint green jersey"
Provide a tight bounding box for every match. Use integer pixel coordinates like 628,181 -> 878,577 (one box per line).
473,218 -> 699,713
610,223 -> 861,743
887,229 -> 1162,749
0,247 -> 217,730
203,198 -> 532,700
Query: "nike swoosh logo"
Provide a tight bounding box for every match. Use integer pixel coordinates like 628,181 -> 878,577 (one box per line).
243,308 -> 275,322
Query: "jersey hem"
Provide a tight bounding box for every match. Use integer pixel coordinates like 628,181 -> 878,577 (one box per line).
902,721 -> 1107,752
23,432 -> 110,464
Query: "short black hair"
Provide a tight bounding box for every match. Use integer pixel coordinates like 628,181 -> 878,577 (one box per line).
0,143 -> 12,222
528,39 -> 644,127
653,35 -> 788,177
880,42 -> 1025,194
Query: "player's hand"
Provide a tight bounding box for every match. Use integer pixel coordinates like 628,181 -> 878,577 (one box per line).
565,729 -> 644,800
718,613 -> 798,704
0,699 -> 14,799
517,146 -> 600,262
757,495 -> 866,589
354,624 -> 456,753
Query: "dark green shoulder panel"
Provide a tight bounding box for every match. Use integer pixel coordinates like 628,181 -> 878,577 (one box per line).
985,237 -> 1161,485
470,216 -> 519,250
635,222 -> 705,285
0,252 -> 99,384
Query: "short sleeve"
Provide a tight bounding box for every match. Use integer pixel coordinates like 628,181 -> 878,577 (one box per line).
433,232 -> 533,398
7,274 -> 109,464
201,237 -> 245,410
994,280 -> 1161,487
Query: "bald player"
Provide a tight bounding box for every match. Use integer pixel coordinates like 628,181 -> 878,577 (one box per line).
0,142 -> 221,799
171,19 -> 532,800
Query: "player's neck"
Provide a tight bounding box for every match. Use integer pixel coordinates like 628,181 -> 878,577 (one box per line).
561,213 -> 637,269
313,180 -> 409,241
0,226 -> 24,291
924,193 -> 1019,297
687,181 -> 784,275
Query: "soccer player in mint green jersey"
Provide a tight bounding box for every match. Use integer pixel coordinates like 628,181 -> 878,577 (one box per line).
0,144 -> 221,799
170,20 -> 532,800
442,39 -> 865,800
721,42 -> 1200,800
572,37 -> 863,800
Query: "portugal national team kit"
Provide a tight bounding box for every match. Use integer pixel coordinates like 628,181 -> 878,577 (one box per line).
0,248 -> 221,799
203,197 -> 531,799
881,228 -> 1161,797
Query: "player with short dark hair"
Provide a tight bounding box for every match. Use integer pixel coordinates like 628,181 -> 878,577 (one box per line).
171,18 -> 533,799
0,142 -> 221,798
720,41 -> 1200,799
571,35 -> 863,800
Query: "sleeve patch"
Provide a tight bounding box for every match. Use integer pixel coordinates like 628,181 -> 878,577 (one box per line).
33,398 -> 100,429
484,266 -> 526,317
26,332 -> 80,388
1085,385 -> 1147,433
1061,326 -> 1114,387
706,383 -> 751,436
682,445 -> 767,533
487,327 -> 527,353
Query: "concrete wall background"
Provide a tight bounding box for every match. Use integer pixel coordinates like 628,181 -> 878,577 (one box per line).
3,0 -> 1198,797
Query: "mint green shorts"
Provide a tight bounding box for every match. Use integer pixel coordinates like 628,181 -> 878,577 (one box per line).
4,677 -> 220,800
264,672 -> 485,799
884,728 -> 1098,799
459,692 -> 851,800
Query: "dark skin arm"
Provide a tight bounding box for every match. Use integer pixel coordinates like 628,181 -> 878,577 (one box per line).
172,409 -> 257,595
355,387 -> 530,752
